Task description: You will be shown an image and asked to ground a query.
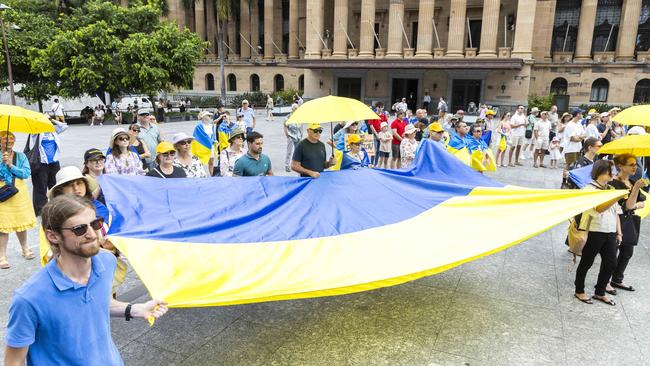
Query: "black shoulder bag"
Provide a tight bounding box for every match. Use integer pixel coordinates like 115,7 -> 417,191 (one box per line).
0,154 -> 19,202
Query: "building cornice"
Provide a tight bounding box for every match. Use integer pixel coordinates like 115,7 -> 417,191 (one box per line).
284,58 -> 525,70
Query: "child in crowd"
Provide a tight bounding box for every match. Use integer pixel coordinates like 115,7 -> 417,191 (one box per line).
377,122 -> 393,169
549,136 -> 561,169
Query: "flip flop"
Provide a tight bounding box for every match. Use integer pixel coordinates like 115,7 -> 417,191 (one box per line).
611,282 -> 635,291
22,249 -> 36,260
0,257 -> 9,269
592,295 -> 616,306
606,289 -> 618,296
574,293 -> 593,304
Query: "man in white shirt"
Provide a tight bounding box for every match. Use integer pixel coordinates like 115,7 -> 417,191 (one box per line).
422,92 -> 432,114
396,98 -> 408,114
237,99 -> 256,134
563,108 -> 586,168
548,105 -> 559,132
50,98 -> 65,122
533,111 -> 552,168
508,105 -> 527,166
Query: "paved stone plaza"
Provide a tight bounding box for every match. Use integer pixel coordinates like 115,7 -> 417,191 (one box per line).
2,115 -> 650,365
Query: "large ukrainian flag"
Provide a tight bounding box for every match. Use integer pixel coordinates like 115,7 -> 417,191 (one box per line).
98,140 -> 626,307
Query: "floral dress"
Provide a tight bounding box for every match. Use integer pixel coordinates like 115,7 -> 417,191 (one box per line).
400,138 -> 419,168
105,151 -> 145,175
173,156 -> 208,178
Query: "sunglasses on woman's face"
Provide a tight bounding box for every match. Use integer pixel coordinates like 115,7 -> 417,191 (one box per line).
60,218 -> 104,236
117,136 -> 129,142
178,140 -> 192,146
131,128 -> 140,132
162,151 -> 176,157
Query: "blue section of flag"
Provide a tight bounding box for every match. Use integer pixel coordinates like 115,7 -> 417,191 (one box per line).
99,140 -> 503,244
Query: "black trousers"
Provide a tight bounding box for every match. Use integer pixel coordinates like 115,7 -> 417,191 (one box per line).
575,231 -> 617,296
31,162 -> 60,215
612,245 -> 635,284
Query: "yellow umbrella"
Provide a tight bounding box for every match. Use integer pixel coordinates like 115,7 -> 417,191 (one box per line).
0,104 -> 55,134
285,95 -> 379,125
611,105 -> 650,127
598,134 -> 650,156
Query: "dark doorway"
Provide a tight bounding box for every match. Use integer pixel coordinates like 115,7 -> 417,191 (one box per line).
337,78 -> 362,100
392,78 -> 419,111
467,20 -> 482,49
451,79 -> 482,113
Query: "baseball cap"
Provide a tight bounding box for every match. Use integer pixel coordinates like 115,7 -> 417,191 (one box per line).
600,112 -> 610,118
84,148 -> 105,162
138,108 -> 152,116
348,134 -> 363,144
155,141 -> 176,154
486,110 -> 496,116
307,123 -> 322,130
198,110 -> 213,120
428,122 -> 444,133
570,107 -> 585,117
588,108 -> 598,115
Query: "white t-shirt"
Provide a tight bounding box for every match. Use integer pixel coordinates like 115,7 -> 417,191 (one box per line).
563,121 -> 584,154
51,102 -> 64,116
95,109 -> 105,119
237,107 -> 256,129
533,119 -> 551,140
585,124 -> 600,139
510,113 -> 527,137
583,184 -> 622,233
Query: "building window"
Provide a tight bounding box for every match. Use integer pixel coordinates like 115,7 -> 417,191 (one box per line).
638,0 -> 650,51
274,74 -> 284,92
592,0 -> 622,52
634,79 -> 650,103
227,74 -> 237,91
552,0 -> 581,52
298,75 -> 304,91
205,73 -> 215,91
590,78 -> 609,102
550,78 -> 568,95
250,74 -> 260,92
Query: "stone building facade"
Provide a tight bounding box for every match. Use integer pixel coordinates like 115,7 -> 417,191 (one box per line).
180,0 -> 650,110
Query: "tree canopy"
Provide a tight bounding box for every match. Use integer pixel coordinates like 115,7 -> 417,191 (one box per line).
0,0 -> 204,103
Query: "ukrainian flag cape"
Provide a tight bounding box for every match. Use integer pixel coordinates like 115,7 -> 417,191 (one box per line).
191,122 -> 215,164
446,132 -> 471,166
99,140 -> 625,307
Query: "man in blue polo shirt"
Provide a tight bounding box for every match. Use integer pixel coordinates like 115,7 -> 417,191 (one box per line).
233,131 -> 273,177
4,195 -> 168,366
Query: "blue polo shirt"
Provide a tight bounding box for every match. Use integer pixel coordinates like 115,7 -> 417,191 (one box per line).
5,251 -> 123,366
233,153 -> 272,176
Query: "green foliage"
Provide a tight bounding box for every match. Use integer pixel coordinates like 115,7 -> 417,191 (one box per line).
578,103 -> 623,113
230,91 -> 265,108
271,88 -> 301,105
184,96 -> 223,108
4,0 -> 203,103
527,94 -> 555,112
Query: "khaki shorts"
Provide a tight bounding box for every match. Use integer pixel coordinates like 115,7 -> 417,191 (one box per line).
534,139 -> 550,150
510,135 -> 525,147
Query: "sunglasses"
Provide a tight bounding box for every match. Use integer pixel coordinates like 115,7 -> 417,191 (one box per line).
89,158 -> 105,163
59,218 -> 104,236
117,136 -> 129,142
131,128 -> 140,132
473,130 -> 482,133
311,129 -> 323,134
178,140 -> 192,145
162,151 -> 176,157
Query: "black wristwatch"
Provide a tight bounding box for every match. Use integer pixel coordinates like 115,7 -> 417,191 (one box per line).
125,303 -> 133,321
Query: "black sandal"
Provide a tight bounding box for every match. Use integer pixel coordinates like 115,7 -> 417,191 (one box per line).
611,282 -> 635,292
606,289 -> 618,296
592,295 -> 616,306
574,293 -> 593,304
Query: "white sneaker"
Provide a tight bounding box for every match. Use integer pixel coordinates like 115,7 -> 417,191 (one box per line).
520,155 -> 526,160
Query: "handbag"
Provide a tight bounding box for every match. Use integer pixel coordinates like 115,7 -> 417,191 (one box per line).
568,213 -> 592,262
0,154 -> 19,203
620,211 -> 641,245
23,134 -> 42,170
525,129 -> 533,139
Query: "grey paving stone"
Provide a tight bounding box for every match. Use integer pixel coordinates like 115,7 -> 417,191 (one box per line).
119,340 -> 184,365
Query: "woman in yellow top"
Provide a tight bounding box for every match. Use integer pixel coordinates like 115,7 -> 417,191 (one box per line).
0,131 -> 37,269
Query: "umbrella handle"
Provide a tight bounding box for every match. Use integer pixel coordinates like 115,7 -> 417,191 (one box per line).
3,115 -> 9,154
329,122 -> 335,157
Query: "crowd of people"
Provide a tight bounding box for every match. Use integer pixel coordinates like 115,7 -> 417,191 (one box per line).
1,93 -> 649,364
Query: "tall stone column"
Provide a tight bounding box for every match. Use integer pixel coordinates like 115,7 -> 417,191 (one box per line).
332,0 -> 349,58
511,0 -> 537,59
240,0 -> 251,59
264,0 -> 275,59
446,0 -> 467,57
477,0 -> 499,57
415,0 -> 435,58
227,8 -> 237,56
574,0 -> 598,61
617,0 -> 643,61
386,0 -> 405,58
167,0 -> 185,29
251,1 -> 260,53
289,0 -> 299,58
538,0 -> 557,61
358,0 -> 376,58
305,0 -> 324,59
195,0 -> 205,43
